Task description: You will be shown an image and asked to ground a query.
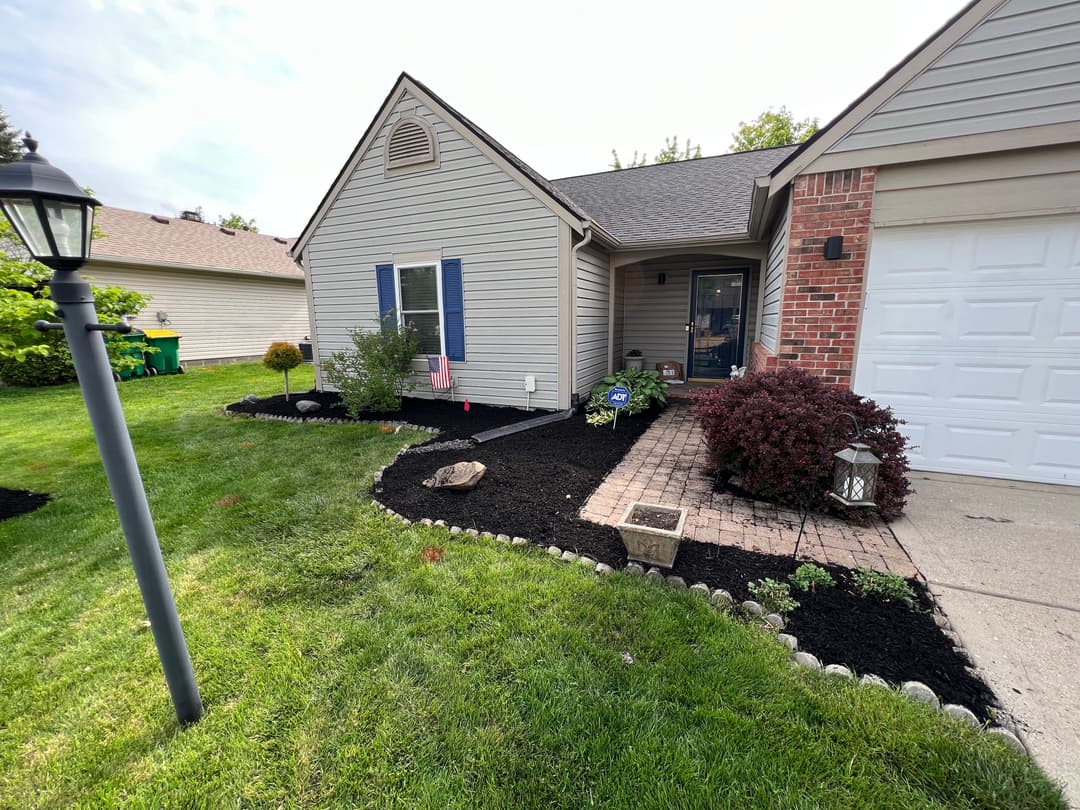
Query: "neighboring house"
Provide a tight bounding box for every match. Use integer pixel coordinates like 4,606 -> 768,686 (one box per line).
295,0 -> 1079,486
88,207 -> 308,364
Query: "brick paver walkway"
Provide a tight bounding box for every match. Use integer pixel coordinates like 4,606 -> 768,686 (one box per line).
581,403 -> 919,578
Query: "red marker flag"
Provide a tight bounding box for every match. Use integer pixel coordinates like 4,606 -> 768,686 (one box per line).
464,399 -> 471,412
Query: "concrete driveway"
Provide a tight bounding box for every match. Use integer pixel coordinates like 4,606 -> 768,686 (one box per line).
891,472 -> 1080,806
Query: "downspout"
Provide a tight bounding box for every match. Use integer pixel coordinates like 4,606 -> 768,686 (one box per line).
568,221 -> 594,405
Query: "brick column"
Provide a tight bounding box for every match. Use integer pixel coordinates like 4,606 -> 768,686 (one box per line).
776,168 -> 876,387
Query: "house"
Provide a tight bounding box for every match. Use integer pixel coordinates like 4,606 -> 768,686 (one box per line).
87,207 -> 308,364
294,0 -> 1080,486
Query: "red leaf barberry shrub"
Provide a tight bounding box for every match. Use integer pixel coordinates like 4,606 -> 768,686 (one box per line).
692,368 -> 912,522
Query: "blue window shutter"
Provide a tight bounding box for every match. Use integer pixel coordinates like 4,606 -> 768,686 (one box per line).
442,258 -> 465,362
375,263 -> 396,328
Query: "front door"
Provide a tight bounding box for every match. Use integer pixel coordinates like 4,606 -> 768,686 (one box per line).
687,270 -> 749,378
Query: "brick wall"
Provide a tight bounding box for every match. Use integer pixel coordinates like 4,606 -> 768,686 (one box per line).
773,167 -> 876,387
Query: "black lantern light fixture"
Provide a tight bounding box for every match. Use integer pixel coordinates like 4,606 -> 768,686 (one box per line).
0,135 -> 203,725
791,412 -> 882,562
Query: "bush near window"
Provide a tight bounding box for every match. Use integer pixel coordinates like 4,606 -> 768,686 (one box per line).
322,314 -> 420,415
693,367 -> 911,522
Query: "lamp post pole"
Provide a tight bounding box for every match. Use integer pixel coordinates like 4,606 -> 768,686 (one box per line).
1,136 -> 203,725
48,270 -> 204,725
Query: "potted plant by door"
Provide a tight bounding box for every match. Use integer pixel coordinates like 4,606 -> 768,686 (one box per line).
624,349 -> 644,372
615,501 -> 687,568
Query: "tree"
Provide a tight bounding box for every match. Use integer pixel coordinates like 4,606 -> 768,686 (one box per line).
262,341 -> 303,401
0,106 -> 23,164
730,107 -> 819,152
217,213 -> 258,233
610,135 -> 702,170
0,218 -> 150,385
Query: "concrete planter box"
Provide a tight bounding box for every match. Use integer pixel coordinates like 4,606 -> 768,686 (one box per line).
624,353 -> 645,371
616,501 -> 687,568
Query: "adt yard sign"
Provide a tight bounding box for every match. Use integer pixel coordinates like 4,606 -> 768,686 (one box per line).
607,385 -> 630,429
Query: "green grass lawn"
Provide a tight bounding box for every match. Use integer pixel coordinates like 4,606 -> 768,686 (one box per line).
0,363 -> 1065,808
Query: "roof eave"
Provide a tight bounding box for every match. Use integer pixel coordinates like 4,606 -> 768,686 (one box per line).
86,255 -> 305,281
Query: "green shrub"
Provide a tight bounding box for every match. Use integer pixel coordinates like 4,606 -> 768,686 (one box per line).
262,341 -> 304,401
585,368 -> 667,427
322,314 -> 420,415
747,578 -> 799,615
850,568 -> 918,609
789,563 -> 835,593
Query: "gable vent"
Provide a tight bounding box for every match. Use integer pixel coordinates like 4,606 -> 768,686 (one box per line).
385,117 -> 437,170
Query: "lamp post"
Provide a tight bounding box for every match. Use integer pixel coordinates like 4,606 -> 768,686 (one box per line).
791,412 -> 882,563
0,135 -> 203,725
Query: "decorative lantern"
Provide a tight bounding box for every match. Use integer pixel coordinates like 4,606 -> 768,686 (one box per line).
829,442 -> 881,507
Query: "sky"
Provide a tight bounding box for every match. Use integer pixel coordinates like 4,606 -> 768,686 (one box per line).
0,0 -> 971,238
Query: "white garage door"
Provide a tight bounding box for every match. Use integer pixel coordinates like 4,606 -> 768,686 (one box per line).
854,215 -> 1080,485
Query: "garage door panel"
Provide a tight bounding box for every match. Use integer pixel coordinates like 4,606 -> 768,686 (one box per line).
856,215 -> 1080,485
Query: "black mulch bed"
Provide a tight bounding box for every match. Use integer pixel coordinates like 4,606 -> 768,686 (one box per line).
225,390 -> 543,442
0,488 -> 50,522
376,405 -> 1002,720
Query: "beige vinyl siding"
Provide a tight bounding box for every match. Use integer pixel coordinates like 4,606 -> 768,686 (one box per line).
831,0 -> 1080,153
759,196 -> 792,352
307,92 -> 561,409
575,244 -> 610,396
612,268 -> 625,369
83,261 -> 308,362
872,143 -> 1080,226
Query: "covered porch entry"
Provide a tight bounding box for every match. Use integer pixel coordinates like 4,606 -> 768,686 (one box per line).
609,252 -> 763,381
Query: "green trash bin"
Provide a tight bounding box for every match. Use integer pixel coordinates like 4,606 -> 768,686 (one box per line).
143,329 -> 183,375
115,331 -> 149,380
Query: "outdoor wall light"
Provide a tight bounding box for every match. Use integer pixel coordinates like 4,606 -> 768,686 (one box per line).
791,412 -> 882,562
0,136 -> 203,726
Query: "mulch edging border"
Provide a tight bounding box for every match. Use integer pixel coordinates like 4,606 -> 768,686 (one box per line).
369,453 -> 1030,758
222,407 -> 442,435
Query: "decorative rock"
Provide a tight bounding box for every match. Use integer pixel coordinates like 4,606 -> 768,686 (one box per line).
777,633 -> 798,652
793,651 -> 822,671
495,534 -> 511,543
465,528 -> 479,537
547,546 -> 562,557
986,727 -> 1028,756
401,518 -> 411,525
741,600 -> 765,617
434,520 -> 447,528
901,681 -> 941,709
511,537 -> 528,546
689,583 -> 710,599
242,394 -> 259,404
644,567 -> 664,583
560,550 -> 578,562
625,562 -> 645,577
480,531 -> 494,540
665,575 -> 688,590
824,664 -> 854,679
763,613 -> 785,629
579,556 -> 596,568
295,399 -> 322,414
422,461 -> 488,490
860,674 -> 890,689
710,589 -> 733,607
933,613 -> 951,630
943,704 -> 980,728
420,518 -> 433,526
450,526 -> 463,535
596,563 -> 614,576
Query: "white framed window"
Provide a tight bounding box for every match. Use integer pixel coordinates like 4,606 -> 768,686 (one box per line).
394,261 -> 444,356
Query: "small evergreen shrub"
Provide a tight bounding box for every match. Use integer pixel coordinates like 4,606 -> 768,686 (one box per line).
262,341 -> 303,401
692,367 -> 911,522
789,563 -> 835,593
322,314 -> 420,415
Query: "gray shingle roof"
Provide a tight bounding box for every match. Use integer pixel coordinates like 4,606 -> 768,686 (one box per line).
551,146 -> 798,246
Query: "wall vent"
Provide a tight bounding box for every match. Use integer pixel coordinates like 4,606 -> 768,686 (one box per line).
385,116 -> 437,171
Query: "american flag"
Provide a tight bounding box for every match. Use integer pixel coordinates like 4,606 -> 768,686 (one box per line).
428,355 -> 452,390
